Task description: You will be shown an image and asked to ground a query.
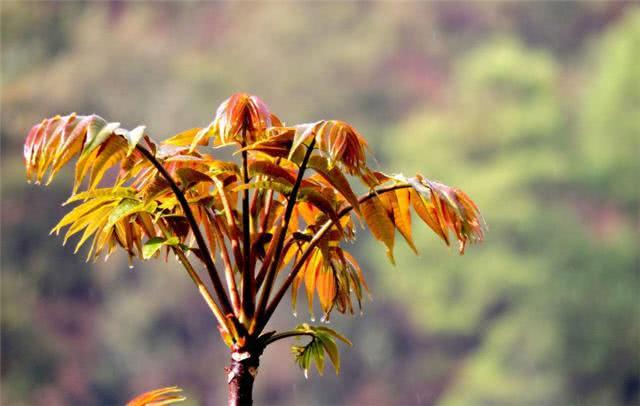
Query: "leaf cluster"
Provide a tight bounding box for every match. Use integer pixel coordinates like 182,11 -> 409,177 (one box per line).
23,92 -> 485,379
289,324 -> 352,378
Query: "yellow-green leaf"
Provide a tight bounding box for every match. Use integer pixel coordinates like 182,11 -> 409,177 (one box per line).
143,236 -> 180,259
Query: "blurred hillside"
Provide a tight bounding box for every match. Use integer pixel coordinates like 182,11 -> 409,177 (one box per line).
1,2 -> 638,405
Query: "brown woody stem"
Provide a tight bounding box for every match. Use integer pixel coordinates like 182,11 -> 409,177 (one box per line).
136,145 -> 233,317
227,350 -> 260,406
252,139 -> 316,332
259,183 -> 412,331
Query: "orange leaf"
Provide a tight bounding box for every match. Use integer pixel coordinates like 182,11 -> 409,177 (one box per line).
88,135 -> 128,190
409,188 -> 449,245
393,188 -> 418,253
126,386 -> 185,406
249,159 -> 296,185
304,250 -> 323,317
317,268 -> 337,315
360,196 -> 395,264
308,155 -> 360,214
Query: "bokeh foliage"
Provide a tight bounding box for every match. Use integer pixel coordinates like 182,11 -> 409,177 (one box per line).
2,3 -> 638,405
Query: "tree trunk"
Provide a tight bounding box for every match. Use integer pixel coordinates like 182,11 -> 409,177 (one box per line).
227,350 -> 260,406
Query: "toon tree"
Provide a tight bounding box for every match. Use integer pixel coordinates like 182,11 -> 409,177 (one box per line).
23,93 -> 485,405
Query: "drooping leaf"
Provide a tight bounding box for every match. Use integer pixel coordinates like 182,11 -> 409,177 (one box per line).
106,198 -> 146,229
141,174 -> 171,201
409,188 -> 449,244
64,187 -> 138,205
52,198 -> 115,235
175,167 -> 213,189
70,203 -> 115,251
308,155 -> 360,214
249,159 -> 296,185
298,187 -> 343,233
47,115 -> 92,183
88,135 -> 128,190
163,216 -> 191,242
379,188 -> 417,254
400,175 -> 485,253
143,236 -> 180,259
317,267 -> 337,315
304,250 -> 323,317
360,196 -> 395,264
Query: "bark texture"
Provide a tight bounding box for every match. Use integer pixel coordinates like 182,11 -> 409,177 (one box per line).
227,351 -> 260,406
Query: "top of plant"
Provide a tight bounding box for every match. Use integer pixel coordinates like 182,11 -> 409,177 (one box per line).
24,92 -> 485,378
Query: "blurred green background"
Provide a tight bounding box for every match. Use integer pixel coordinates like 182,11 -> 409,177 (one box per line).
1,2 -> 638,405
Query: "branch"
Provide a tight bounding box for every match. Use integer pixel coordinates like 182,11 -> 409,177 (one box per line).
261,330 -> 315,347
258,183 -> 412,332
253,215 -> 284,291
206,208 -> 242,315
155,218 -> 232,335
252,139 -> 316,332
136,145 -> 233,317
173,247 -> 233,335
259,189 -> 275,233
240,137 -> 255,320
255,236 -> 294,289
258,158 -> 280,234
214,180 -> 244,271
